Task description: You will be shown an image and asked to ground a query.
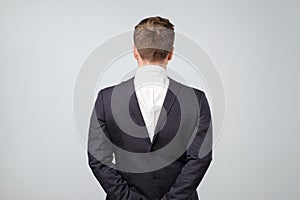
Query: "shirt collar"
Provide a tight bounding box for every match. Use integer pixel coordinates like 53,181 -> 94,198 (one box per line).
135,64 -> 167,75
134,64 -> 169,88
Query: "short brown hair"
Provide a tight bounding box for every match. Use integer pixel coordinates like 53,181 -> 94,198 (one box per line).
133,16 -> 175,61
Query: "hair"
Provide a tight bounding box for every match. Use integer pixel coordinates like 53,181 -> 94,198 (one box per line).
133,16 -> 175,62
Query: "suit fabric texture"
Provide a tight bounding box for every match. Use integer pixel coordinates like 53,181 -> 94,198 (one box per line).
88,76 -> 213,200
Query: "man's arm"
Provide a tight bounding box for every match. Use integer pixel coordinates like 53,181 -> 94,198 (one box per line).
160,91 -> 213,200
87,90 -> 145,200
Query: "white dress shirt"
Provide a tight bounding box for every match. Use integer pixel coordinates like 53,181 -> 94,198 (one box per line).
133,64 -> 170,143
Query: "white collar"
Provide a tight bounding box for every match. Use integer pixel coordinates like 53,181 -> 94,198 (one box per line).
134,64 -> 169,89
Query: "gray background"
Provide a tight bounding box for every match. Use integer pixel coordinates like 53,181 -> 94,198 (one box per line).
1,0 -> 299,199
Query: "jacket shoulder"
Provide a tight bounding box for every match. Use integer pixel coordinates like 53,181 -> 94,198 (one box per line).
96,77 -> 132,97
177,81 -> 206,97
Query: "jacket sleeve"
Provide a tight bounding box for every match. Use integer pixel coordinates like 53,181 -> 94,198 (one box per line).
160,91 -> 213,200
87,90 -> 146,200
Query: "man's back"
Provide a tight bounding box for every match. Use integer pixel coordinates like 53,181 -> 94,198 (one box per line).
88,74 -> 212,200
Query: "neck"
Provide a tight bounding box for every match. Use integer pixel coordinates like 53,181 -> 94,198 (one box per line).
137,59 -> 168,69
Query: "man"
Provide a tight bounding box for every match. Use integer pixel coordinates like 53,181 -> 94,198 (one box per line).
88,16 -> 213,200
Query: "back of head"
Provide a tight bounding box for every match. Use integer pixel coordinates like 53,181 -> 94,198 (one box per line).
133,16 -> 175,62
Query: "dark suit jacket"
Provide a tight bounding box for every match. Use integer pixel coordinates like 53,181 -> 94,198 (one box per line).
87,76 -> 213,200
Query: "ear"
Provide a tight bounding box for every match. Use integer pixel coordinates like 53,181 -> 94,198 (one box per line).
167,47 -> 174,61
133,45 -> 139,59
